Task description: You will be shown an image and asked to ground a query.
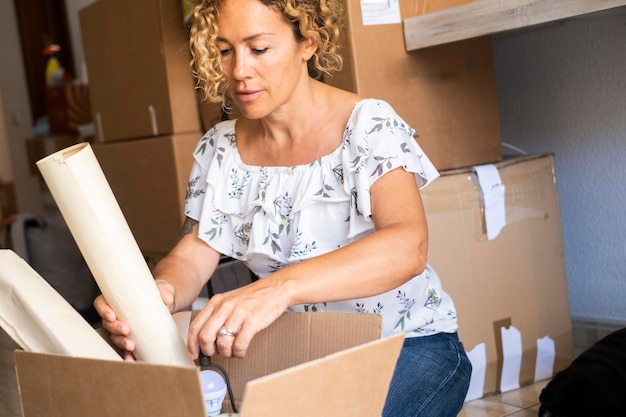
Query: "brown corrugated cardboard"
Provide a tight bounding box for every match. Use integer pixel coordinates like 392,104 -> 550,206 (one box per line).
329,1 -> 502,170
422,154 -> 573,396
14,312 -> 403,417
79,0 -> 201,142
414,0 -> 478,14
92,132 -> 201,253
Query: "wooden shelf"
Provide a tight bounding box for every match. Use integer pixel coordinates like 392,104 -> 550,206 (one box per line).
403,0 -> 626,51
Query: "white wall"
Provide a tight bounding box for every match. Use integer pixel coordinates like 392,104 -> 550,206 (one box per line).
0,0 -> 42,215
493,10 -> 626,323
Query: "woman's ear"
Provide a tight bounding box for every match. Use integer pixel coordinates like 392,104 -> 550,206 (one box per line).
301,36 -> 318,61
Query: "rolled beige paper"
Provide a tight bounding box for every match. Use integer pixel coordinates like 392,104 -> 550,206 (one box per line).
36,143 -> 194,367
0,249 -> 122,360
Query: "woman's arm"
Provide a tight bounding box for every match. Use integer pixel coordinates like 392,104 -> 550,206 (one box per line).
188,166 -> 429,359
152,217 -> 222,313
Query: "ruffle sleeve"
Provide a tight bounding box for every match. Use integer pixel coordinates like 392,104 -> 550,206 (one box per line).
184,121 -> 236,221
341,99 -> 439,238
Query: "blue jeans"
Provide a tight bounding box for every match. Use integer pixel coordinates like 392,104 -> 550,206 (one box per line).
382,332 -> 472,417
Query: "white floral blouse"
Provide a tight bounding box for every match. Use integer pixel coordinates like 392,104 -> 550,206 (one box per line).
185,99 -> 459,337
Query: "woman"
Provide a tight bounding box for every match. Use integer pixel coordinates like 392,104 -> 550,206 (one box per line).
95,0 -> 471,415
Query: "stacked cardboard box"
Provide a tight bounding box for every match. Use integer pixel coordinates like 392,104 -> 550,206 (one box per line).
80,0 -> 200,142
329,0 -> 502,170
79,0 -> 504,255
423,154 -> 573,397
92,133 -> 199,254
79,0 -> 220,254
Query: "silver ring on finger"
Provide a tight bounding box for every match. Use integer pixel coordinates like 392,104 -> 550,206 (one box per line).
218,326 -> 238,337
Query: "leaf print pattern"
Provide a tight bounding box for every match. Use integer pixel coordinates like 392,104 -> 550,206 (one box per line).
349,143 -> 369,173
268,259 -> 288,273
204,207 -> 228,241
350,187 -> 362,217
233,222 -> 252,247
291,230 -> 317,258
356,302 -> 384,314
303,303 -> 326,312
262,226 -> 282,254
229,244 -> 244,259
366,113 -> 407,135
332,164 -> 344,185
394,290 -> 416,331
184,100 -> 455,338
273,192 -> 293,220
225,131 -> 236,147
194,129 -> 215,157
228,168 -> 250,199
371,155 -> 398,178
424,288 -> 442,310
258,168 -> 270,202
185,176 -> 205,204
314,182 -> 335,198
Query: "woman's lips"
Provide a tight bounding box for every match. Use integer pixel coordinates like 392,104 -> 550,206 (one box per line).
235,89 -> 262,102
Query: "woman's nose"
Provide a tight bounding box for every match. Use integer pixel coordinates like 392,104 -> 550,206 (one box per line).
232,52 -> 252,80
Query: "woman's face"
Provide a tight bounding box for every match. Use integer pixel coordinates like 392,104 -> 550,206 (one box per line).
215,0 -> 315,119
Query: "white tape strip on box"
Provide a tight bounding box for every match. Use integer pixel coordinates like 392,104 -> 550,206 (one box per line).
36,143 -> 193,367
0,250 -> 121,360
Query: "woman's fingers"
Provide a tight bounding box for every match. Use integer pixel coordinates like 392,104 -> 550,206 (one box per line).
155,279 -> 176,313
94,294 -> 136,357
188,284 -> 284,359
93,294 -> 116,322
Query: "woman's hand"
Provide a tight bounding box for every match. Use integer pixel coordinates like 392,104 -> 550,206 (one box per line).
187,278 -> 289,360
93,294 -> 135,361
93,280 -> 177,361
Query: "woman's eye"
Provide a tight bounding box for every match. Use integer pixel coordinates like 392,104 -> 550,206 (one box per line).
220,49 -> 231,56
252,48 -> 268,55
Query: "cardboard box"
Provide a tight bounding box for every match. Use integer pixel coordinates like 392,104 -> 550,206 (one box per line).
14,312 -> 404,417
422,154 -> 574,396
414,0 -> 478,14
79,0 -> 201,142
93,132 -> 202,253
329,1 -> 502,170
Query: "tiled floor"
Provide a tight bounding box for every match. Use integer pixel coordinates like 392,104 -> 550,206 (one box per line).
459,379 -> 550,417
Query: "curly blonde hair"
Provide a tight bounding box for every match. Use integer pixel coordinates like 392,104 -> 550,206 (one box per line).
189,0 -> 344,104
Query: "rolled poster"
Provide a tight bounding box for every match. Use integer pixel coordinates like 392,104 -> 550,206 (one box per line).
36,143 -> 193,367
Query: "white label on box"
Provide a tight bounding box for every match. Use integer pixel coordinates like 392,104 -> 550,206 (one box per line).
464,343 -> 486,402
474,164 -> 506,240
360,0 -> 401,26
500,325 -> 522,392
535,336 -> 556,381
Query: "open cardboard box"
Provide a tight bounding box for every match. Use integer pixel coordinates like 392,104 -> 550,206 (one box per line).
14,312 -> 403,417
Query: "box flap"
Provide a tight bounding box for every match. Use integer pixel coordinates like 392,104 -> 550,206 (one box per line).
15,312 -> 387,416
14,351 -> 205,417
240,333 -> 404,417
203,312 -> 384,406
